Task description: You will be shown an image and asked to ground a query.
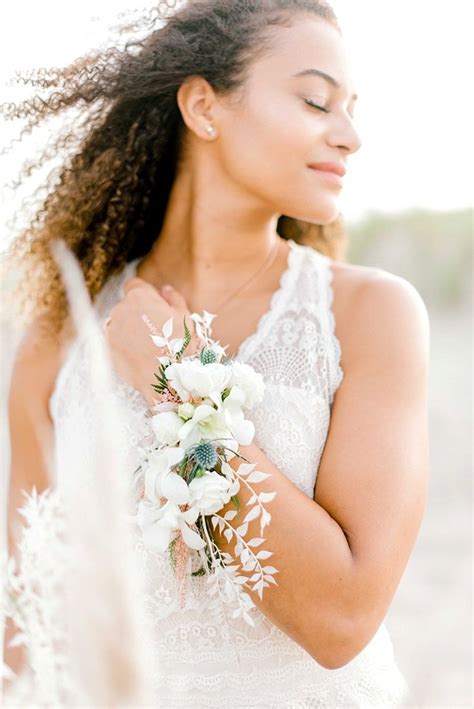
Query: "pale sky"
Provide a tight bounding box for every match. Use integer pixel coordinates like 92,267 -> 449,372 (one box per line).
0,0 -> 471,239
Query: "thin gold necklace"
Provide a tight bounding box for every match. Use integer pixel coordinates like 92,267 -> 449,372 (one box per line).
154,237 -> 282,316
213,237 -> 281,315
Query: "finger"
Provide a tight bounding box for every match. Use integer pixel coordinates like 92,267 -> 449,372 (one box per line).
123,276 -> 156,295
123,277 -> 170,308
159,284 -> 189,310
159,286 -> 196,336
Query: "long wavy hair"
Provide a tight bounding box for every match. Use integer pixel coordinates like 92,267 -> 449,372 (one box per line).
1,0 -> 347,339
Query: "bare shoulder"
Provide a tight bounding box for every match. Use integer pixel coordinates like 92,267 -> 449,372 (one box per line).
9,314 -> 74,417
328,258 -> 430,369
7,314 -> 75,528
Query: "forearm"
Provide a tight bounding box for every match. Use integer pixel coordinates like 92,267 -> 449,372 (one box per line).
3,616 -> 26,687
213,442 -> 356,667
3,500 -> 28,688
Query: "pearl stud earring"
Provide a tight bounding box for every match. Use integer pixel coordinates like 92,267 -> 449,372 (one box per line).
206,124 -> 216,136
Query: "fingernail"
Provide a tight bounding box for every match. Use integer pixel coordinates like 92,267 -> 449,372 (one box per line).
162,284 -> 173,291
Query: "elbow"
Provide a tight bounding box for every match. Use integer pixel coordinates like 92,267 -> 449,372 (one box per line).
316,651 -> 357,671
313,647 -> 357,672
308,612 -> 364,670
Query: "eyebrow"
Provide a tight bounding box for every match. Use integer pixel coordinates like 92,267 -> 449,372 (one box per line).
292,68 -> 358,101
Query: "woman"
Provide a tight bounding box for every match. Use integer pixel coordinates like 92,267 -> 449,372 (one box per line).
2,0 -> 429,705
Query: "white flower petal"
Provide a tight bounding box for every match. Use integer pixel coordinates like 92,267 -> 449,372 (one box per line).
181,505 -> 200,524
227,385 -> 246,406
157,355 -> 171,366
142,522 -> 174,552
160,472 -> 190,505
144,468 -> 160,503
162,316 -> 174,339
170,337 -> 184,355
230,418 -> 255,446
151,411 -> 183,445
150,335 -> 167,347
188,471 -> 234,515
167,447 -> 186,467
229,361 -> 266,408
178,518 -> 207,550
202,310 -> 217,326
209,390 -> 223,410
192,404 -> 217,422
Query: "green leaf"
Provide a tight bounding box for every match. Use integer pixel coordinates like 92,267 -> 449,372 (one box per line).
191,567 -> 206,576
175,315 -> 192,359
177,460 -> 188,478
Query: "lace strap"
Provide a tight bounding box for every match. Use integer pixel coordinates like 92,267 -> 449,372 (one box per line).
313,251 -> 344,407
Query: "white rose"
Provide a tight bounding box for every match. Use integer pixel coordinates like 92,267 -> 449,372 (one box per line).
188,470 -> 240,516
229,361 -> 265,409
150,411 -> 183,446
165,360 -> 232,405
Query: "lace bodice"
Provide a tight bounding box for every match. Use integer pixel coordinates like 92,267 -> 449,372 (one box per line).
2,239 -> 414,707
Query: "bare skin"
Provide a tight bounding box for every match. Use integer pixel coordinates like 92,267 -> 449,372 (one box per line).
5,15 -> 430,676
135,235 -> 293,359
105,15 -> 360,401
1,255 -> 371,683
127,18 -> 358,331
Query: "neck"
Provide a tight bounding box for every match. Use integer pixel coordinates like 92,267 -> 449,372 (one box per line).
137,165 -> 283,302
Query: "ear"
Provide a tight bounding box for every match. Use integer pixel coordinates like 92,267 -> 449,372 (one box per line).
176,75 -> 219,141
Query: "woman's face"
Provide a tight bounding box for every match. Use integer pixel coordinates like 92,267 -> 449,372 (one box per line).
216,16 -> 361,225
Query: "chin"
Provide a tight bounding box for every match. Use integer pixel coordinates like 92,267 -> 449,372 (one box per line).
314,210 -> 340,225
291,201 -> 340,226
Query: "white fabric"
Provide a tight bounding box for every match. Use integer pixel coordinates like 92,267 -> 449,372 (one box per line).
2,239 -> 416,707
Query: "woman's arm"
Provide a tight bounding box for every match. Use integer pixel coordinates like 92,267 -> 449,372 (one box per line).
3,318 -> 62,686
214,273 -> 430,670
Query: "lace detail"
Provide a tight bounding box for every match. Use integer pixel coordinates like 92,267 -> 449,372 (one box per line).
314,250 -> 345,407
4,242 -> 415,707
145,628 -> 415,707
236,238 -> 298,361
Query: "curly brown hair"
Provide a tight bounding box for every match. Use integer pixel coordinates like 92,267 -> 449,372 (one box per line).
1,0 -> 348,341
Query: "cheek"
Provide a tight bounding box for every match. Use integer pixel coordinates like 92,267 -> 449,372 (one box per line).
221,100 -> 324,198
227,104 -> 296,177
222,99 -> 305,186
219,100 -> 340,222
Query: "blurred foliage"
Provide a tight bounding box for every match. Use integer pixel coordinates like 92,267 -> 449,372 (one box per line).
344,208 -> 472,308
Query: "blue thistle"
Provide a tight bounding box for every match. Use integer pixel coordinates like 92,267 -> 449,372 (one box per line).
200,348 -> 217,364
193,441 -> 218,470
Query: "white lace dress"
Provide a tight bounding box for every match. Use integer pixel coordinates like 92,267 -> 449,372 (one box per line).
2,239 -> 416,707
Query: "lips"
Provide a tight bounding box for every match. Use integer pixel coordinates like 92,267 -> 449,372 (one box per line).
308,162 -> 346,177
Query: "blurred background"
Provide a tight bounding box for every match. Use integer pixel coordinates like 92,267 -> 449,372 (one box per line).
347,208 -> 472,709
1,1 -> 472,706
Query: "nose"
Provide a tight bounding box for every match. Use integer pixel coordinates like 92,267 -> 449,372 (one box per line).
327,113 -> 362,156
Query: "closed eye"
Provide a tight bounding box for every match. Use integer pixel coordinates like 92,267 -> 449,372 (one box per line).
304,98 -> 330,113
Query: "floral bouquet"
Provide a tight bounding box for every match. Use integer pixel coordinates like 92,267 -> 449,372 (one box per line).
132,310 -> 278,626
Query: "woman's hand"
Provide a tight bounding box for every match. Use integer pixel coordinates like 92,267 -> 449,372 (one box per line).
104,277 -> 200,408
